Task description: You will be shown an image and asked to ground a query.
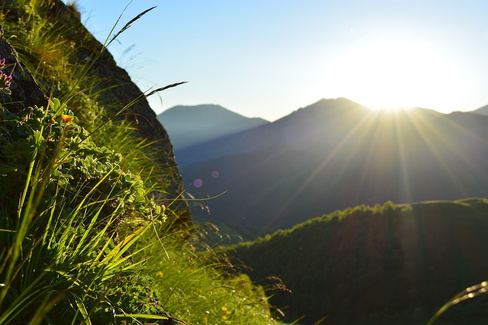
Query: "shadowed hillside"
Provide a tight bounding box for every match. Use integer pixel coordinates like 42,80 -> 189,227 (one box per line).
227,199 -> 488,324
181,98 -> 488,230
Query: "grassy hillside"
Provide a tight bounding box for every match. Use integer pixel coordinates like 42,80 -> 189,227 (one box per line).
0,1 -> 281,324
227,199 -> 488,324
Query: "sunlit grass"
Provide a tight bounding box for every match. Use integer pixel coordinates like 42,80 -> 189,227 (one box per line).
141,224 -> 283,325
0,1 -> 283,324
0,99 -> 165,324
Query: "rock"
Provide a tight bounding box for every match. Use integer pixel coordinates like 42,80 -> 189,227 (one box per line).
0,23 -> 49,113
53,0 -> 191,221
0,1 -> 190,222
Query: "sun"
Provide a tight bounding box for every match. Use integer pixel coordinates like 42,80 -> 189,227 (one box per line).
329,38 -> 460,111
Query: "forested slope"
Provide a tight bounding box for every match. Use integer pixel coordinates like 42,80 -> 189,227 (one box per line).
227,199 -> 488,324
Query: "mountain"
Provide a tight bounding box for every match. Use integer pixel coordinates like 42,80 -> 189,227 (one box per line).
227,199 -> 488,324
472,104 -> 488,116
180,98 -> 488,230
157,104 -> 269,151
175,98 -> 369,166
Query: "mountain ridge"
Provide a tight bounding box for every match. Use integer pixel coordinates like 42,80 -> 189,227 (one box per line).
180,99 -> 488,230
158,104 -> 269,151
175,98 -> 371,166
472,104 -> 488,116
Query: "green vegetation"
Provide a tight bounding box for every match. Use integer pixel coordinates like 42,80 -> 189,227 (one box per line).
227,199 -> 488,324
3,2 -> 488,325
0,1 -> 281,324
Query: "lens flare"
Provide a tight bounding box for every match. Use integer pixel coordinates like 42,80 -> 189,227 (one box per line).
193,178 -> 203,188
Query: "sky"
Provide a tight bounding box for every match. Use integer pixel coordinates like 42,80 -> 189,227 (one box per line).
69,0 -> 488,121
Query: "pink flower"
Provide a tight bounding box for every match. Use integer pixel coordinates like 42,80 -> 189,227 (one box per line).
0,71 -> 12,89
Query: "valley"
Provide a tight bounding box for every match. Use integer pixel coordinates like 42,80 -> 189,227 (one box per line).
162,98 -> 488,231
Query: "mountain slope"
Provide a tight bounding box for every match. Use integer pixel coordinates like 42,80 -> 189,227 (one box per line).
181,99 -> 488,230
157,104 -> 269,151
175,98 -> 368,166
227,199 -> 488,324
472,104 -> 488,116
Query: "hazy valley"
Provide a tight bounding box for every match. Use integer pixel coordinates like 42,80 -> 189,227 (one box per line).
161,98 -> 488,231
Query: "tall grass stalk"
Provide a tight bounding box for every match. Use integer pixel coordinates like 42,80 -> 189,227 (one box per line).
427,281 -> 488,325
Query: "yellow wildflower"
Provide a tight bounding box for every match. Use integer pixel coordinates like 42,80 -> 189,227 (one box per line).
61,114 -> 74,124
221,306 -> 227,311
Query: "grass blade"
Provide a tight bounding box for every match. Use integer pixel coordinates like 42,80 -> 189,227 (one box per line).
107,6 -> 157,48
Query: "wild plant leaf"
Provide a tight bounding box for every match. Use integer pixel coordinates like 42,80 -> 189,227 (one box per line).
100,227 -> 144,264
48,98 -> 67,116
69,292 -> 93,325
114,313 -> 169,320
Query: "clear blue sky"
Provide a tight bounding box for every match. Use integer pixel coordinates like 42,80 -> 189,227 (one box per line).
71,0 -> 488,121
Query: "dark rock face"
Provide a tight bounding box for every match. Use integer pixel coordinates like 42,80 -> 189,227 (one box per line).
0,24 -> 49,113
53,0 -> 190,220
0,1 -> 190,221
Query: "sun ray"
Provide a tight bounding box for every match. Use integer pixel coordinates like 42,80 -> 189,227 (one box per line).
401,109 -> 473,197
272,103 -> 488,226
394,112 -> 413,203
273,109 -> 379,219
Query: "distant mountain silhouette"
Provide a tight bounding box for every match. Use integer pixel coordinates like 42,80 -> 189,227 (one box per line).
175,98 -> 369,166
180,98 -> 488,230
157,104 -> 269,151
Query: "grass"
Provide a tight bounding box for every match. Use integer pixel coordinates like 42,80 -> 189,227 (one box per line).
0,97 -> 166,324
426,281 -> 488,325
0,0 -> 283,324
142,225 -> 280,325
2,1 -> 486,324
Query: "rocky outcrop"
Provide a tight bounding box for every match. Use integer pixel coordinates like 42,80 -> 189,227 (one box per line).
0,25 -> 48,113
59,0 -> 190,220
0,1 -> 190,221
